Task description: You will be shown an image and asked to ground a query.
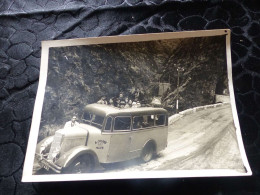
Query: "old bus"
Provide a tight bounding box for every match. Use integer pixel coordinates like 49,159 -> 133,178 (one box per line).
35,104 -> 168,173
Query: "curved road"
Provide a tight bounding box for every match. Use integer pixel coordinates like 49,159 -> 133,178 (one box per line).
104,104 -> 245,173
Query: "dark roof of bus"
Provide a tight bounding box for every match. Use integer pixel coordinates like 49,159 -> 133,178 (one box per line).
84,103 -> 168,117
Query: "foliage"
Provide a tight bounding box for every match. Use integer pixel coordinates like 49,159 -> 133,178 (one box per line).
39,36 -> 227,138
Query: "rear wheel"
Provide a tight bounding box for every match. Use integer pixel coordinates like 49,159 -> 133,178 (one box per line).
63,154 -> 94,174
141,142 -> 155,163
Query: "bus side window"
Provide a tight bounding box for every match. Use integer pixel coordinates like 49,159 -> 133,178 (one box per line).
82,112 -> 91,124
155,115 -> 165,126
133,115 -> 154,130
114,117 -> 131,131
104,117 -> 112,132
147,115 -> 155,126
133,116 -> 143,130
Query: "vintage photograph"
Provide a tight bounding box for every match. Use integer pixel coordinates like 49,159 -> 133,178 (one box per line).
23,30 -> 251,182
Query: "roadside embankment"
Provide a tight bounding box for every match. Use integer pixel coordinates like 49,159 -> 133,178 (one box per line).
169,102 -> 230,125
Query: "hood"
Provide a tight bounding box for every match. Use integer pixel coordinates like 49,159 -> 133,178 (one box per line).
47,124 -> 89,161
77,123 -> 102,134
47,123 -> 101,160
56,126 -> 88,137
56,122 -> 101,137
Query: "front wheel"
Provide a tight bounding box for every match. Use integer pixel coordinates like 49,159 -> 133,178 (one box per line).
140,142 -> 155,163
63,154 -> 94,174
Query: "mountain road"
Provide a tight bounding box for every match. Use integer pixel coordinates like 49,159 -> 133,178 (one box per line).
104,104 -> 245,173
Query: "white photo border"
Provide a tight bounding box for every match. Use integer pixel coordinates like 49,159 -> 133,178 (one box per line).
22,29 -> 252,182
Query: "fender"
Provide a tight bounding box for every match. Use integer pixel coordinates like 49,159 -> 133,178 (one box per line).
142,139 -> 157,153
56,145 -> 99,168
36,136 -> 54,154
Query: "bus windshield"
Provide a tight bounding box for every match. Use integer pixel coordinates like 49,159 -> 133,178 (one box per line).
82,112 -> 104,130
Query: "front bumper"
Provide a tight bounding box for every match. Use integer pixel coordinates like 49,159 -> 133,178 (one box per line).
35,153 -> 62,173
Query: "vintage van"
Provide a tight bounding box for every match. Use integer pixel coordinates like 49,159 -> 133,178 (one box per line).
35,104 -> 168,174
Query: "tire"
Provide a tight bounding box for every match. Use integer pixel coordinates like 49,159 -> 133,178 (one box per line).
63,154 -> 94,174
140,142 -> 155,163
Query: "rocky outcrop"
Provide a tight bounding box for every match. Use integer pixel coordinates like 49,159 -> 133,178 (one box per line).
39,36 -> 227,138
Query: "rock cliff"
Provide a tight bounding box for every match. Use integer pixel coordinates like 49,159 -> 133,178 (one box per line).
39,35 -> 227,139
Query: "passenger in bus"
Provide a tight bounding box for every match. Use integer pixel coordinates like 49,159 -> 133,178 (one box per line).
97,96 -> 107,104
124,97 -> 132,108
132,98 -> 141,108
142,116 -> 150,127
128,99 -> 133,107
132,101 -> 137,108
124,103 -> 130,108
118,92 -> 124,102
113,93 -> 122,108
108,98 -> 115,107
119,100 -> 126,108
133,117 -> 143,129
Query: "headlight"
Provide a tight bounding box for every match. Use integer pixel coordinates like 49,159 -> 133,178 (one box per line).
37,136 -> 54,155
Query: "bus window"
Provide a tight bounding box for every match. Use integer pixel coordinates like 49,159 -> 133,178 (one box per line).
82,112 -> 104,129
82,112 -> 91,124
114,117 -> 131,131
133,115 -> 154,130
155,115 -> 165,126
133,116 -> 143,129
91,115 -> 104,129
104,117 -> 112,132
147,115 -> 155,126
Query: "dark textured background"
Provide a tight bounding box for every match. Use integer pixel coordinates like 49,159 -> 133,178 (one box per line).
0,0 -> 259,194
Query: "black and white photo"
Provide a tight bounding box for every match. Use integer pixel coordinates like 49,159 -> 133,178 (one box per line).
23,29 -> 251,182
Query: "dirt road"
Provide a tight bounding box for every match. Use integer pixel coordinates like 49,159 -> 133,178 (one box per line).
104,104 -> 245,173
